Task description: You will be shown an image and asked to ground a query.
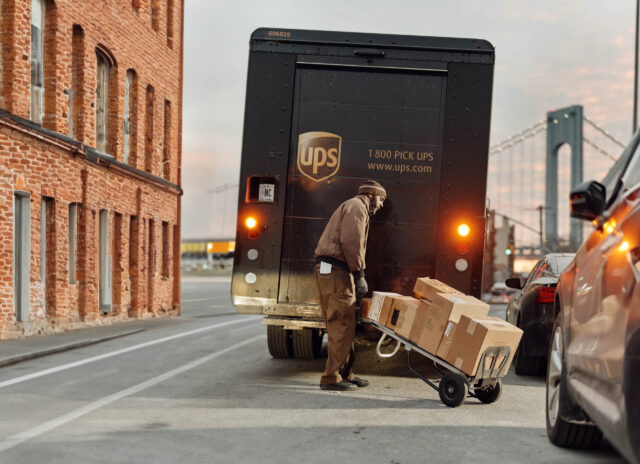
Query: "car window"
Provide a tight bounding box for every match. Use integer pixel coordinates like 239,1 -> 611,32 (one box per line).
554,256 -> 574,274
603,130 -> 640,206
524,260 -> 543,287
538,261 -> 555,278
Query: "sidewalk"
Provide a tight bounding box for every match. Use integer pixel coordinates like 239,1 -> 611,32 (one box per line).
0,319 -> 155,368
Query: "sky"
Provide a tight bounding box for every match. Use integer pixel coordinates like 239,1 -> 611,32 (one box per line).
181,0 -> 637,239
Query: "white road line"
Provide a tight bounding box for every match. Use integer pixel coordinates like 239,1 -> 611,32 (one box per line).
0,335 -> 266,454
0,317 -> 260,390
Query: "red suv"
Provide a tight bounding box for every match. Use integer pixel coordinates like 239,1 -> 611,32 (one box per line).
547,132 -> 640,463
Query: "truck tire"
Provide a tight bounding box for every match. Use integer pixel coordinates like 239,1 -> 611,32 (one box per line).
474,380 -> 502,404
546,313 -> 602,448
267,325 -> 292,359
438,373 -> 468,408
292,329 -> 323,359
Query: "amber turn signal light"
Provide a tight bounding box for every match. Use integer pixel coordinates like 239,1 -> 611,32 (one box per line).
457,223 -> 470,238
245,217 -> 257,229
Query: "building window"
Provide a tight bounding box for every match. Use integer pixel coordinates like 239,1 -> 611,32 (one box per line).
162,221 -> 169,277
30,0 -> 45,124
95,51 -> 111,153
41,197 -> 54,313
151,0 -> 160,32
71,25 -> 85,142
99,209 -> 112,312
166,0 -> 174,48
14,193 -> 31,322
163,99 -> 171,179
145,85 -> 154,172
113,213 -> 123,310
69,203 -> 77,284
124,70 -> 137,164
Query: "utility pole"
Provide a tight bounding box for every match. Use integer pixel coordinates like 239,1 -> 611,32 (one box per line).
635,0 -> 639,133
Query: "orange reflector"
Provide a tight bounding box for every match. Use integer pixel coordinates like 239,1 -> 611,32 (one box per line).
245,217 -> 257,229
619,241 -> 630,252
457,223 -> 470,237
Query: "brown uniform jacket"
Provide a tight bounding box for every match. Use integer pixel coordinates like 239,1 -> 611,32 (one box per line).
314,195 -> 370,272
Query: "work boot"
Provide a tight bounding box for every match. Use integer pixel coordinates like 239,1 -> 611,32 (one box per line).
320,380 -> 357,391
347,376 -> 369,388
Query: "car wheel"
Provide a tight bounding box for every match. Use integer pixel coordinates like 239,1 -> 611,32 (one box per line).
546,313 -> 602,448
514,335 -> 545,376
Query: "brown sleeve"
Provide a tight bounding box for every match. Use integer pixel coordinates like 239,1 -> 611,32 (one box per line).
340,200 -> 369,272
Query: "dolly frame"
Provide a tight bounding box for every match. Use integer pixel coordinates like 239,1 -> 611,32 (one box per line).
361,318 -> 512,407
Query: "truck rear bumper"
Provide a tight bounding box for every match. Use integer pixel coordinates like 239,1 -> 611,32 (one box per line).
263,317 -> 326,330
232,295 -> 323,318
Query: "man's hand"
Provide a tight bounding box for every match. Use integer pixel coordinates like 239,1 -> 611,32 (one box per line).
353,270 -> 368,296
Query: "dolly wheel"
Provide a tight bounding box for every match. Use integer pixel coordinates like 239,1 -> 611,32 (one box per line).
438,373 -> 468,408
474,380 -> 502,404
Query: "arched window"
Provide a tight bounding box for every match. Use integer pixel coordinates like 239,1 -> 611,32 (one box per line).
124,69 -> 137,164
95,46 -> 115,153
30,0 -> 45,124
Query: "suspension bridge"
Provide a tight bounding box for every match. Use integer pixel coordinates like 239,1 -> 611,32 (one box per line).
487,105 -> 626,259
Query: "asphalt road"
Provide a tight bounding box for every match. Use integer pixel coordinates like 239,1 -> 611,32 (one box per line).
0,279 -> 624,463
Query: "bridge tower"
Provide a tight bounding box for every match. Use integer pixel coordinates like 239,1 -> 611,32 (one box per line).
545,105 -> 584,252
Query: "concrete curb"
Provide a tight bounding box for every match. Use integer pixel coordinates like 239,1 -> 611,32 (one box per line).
0,328 -> 145,368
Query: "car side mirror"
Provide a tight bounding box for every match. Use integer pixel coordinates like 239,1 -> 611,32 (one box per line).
570,180 -> 606,221
505,277 -> 523,290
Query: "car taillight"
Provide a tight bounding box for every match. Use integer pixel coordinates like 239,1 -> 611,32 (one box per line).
536,286 -> 555,304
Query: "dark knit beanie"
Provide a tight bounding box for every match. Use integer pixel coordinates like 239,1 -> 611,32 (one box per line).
358,180 -> 387,199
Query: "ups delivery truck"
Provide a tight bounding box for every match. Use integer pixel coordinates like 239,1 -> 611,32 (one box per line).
232,28 -> 495,359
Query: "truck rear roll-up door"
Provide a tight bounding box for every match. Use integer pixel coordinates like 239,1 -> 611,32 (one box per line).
278,57 -> 448,305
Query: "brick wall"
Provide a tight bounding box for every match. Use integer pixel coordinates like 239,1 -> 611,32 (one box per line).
0,0 -> 184,339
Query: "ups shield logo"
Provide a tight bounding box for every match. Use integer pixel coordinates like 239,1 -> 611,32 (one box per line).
297,132 -> 342,182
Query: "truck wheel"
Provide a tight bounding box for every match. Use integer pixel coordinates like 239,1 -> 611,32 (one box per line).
438,373 -> 468,408
267,325 -> 292,359
546,313 -> 602,448
292,329 -> 323,359
474,380 -> 502,404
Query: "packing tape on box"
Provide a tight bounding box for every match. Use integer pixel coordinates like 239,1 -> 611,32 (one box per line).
466,320 -> 477,335
444,322 -> 453,337
455,358 -> 463,369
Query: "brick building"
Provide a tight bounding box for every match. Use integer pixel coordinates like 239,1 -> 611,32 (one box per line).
0,0 -> 184,339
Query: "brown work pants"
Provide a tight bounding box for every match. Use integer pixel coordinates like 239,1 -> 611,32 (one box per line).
315,266 -> 356,385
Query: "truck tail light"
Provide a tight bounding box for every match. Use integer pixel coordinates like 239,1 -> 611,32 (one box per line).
536,286 -> 556,304
457,223 -> 470,237
245,217 -> 257,229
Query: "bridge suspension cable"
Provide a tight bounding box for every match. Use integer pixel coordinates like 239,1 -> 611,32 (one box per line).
583,115 -> 626,149
582,137 -> 618,162
489,120 -> 546,155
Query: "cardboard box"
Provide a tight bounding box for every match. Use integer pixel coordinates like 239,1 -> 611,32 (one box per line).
359,298 -> 372,320
413,293 -> 490,354
436,321 -> 458,360
444,315 -> 523,376
369,292 -> 401,322
413,277 -> 461,302
409,299 -> 432,342
386,296 -> 420,339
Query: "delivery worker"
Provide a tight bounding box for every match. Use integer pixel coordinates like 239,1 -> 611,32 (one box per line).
314,179 -> 386,391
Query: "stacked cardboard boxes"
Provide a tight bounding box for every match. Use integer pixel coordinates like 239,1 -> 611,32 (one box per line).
360,277 -> 523,377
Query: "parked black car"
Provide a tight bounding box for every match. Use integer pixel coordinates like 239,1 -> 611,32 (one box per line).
505,253 -> 575,375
